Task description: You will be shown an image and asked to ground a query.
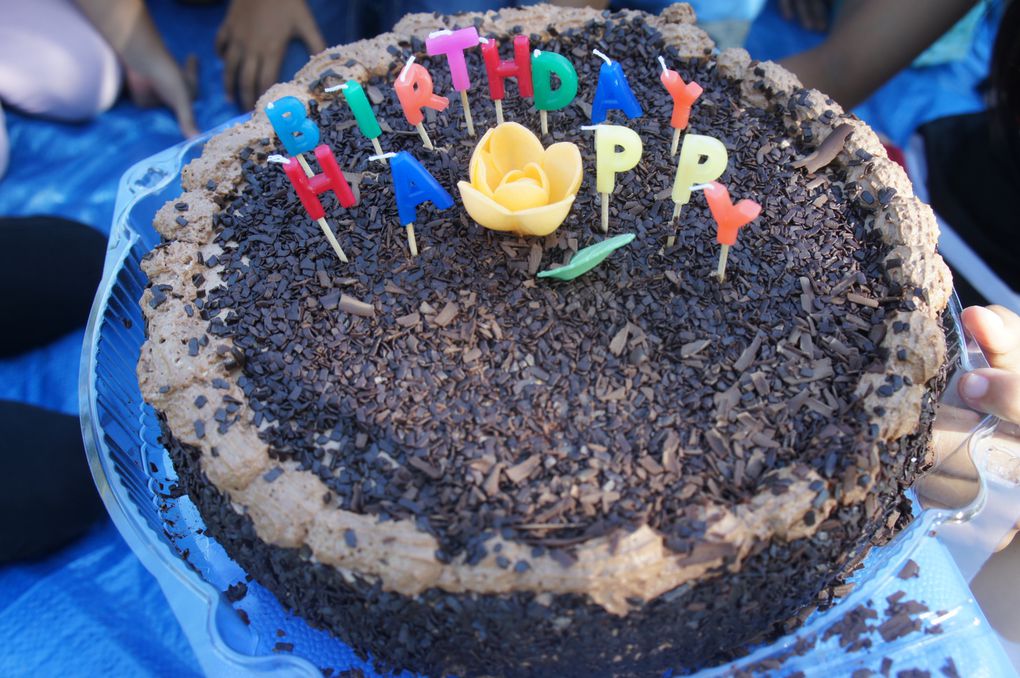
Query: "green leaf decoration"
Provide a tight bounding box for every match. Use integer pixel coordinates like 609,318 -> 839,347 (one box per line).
537,233 -> 636,281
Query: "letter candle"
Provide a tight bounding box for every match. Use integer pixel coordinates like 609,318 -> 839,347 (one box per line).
426,27 -> 480,137
268,152 -> 355,264
590,49 -> 643,125
658,56 -> 703,157
480,34 -> 533,125
370,151 -> 454,257
703,181 -> 760,282
531,49 -> 578,136
668,133 -> 728,247
584,124 -> 643,233
266,97 -> 354,264
326,80 -> 384,157
394,56 -> 449,151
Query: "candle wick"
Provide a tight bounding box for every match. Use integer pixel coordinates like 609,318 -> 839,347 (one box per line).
478,36 -> 489,44
324,84 -> 344,93
399,55 -> 416,83
657,55 -> 668,74
267,154 -> 288,164
532,49 -> 541,58
691,183 -> 713,191
369,152 -> 397,162
428,29 -> 453,38
580,125 -> 600,131
592,49 -> 612,65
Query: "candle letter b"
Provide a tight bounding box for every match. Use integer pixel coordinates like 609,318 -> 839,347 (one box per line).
266,96 -> 320,157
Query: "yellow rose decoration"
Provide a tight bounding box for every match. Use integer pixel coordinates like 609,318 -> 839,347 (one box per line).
457,122 -> 583,237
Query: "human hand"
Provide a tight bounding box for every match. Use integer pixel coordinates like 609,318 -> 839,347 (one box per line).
216,0 -> 326,111
778,0 -> 835,31
958,306 -> 1020,424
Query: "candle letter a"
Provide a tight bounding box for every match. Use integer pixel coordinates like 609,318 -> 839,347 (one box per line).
391,152 -> 454,226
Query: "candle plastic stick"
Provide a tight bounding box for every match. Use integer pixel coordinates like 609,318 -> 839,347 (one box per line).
671,128 -> 682,157
371,138 -> 384,156
416,123 -> 435,151
406,224 -> 419,256
460,90 -> 475,136
716,244 -> 730,281
495,99 -> 504,125
667,203 -> 681,248
601,192 -> 610,233
540,110 -> 548,136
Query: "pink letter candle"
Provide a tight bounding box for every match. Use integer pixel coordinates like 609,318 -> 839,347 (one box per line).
426,27 -> 480,136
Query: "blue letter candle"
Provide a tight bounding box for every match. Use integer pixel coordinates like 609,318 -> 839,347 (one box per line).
590,50 -> 643,124
390,152 -> 454,226
265,96 -> 320,156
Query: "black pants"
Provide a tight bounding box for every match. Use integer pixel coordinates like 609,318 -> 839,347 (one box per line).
0,216 -> 108,563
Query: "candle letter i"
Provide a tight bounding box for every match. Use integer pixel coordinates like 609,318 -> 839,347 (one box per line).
588,124 -> 643,233
327,80 -> 384,157
531,49 -> 578,136
426,27 -> 480,137
266,96 -> 355,264
658,56 -> 702,157
481,34 -> 533,125
703,181 -> 760,282
395,57 -> 449,151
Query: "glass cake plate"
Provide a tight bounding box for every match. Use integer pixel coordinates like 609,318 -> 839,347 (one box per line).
81,120 -> 1020,677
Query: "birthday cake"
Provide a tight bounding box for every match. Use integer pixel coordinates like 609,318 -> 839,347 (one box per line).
137,3 -> 952,675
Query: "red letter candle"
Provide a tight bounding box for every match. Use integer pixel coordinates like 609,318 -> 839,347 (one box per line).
280,144 -> 357,264
658,56 -> 703,157
426,27 -> 480,136
394,57 -> 449,151
481,34 -> 533,124
703,181 -> 761,282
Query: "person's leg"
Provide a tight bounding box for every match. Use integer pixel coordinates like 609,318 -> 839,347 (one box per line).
0,0 -> 122,121
0,400 -> 106,564
0,216 -> 107,358
0,102 -> 8,181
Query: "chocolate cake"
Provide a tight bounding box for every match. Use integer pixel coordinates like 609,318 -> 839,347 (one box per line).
137,3 -> 953,675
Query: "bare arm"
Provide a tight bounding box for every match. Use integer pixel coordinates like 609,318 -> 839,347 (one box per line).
781,0 -> 978,110
73,0 -> 197,135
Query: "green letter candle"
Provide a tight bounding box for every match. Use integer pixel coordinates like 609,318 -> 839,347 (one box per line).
335,80 -> 384,156
531,49 -> 578,135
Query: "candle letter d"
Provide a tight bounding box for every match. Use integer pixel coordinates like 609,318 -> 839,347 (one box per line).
283,145 -> 356,220
266,96 -> 320,157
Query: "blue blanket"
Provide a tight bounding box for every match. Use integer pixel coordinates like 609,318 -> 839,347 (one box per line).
0,1 -> 998,675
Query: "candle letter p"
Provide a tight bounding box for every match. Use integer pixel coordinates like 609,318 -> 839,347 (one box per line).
595,125 -> 643,194
672,134 -> 728,206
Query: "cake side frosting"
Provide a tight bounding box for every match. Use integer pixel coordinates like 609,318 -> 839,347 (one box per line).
139,1 -> 950,623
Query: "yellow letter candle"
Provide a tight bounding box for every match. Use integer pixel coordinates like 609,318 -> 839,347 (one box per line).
668,133 -> 727,246
591,124 -> 643,233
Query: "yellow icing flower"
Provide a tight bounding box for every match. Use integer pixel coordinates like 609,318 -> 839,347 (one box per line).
457,122 -> 583,237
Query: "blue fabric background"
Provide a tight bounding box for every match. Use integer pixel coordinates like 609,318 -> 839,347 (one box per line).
0,1 -> 997,675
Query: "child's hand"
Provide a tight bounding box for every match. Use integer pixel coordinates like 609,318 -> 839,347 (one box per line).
216,0 -> 326,111
959,305 -> 1020,424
